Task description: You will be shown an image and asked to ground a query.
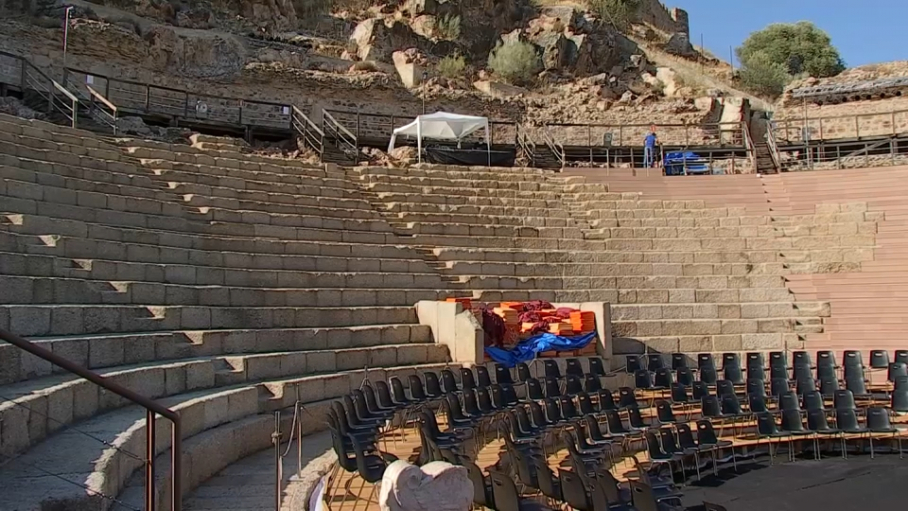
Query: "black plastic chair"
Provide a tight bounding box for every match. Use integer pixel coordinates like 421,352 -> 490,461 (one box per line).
889,362 -> 908,383
770,377 -> 790,398
443,393 -> 477,429
833,389 -> 856,410
407,375 -> 432,404
361,386 -> 396,418
634,369 -> 654,391
489,468 -> 537,511
670,384 -> 691,406
676,366 -> 694,387
754,412 -> 788,463
565,374 -> 584,396
424,372 -> 445,399
793,364 -> 814,388
565,358 -> 585,378
653,367 -> 674,390
819,377 -> 839,397
672,353 -> 689,370
577,392 -> 598,416
769,351 -> 788,380
628,405 -> 651,430
604,409 -> 632,438
866,406 -> 903,459
647,353 -> 666,372
348,433 -> 396,507
699,364 -> 718,385
796,376 -> 817,396
891,388 -> 908,414
716,380 -> 736,400
584,373 -> 603,393
692,381 -> 710,401
655,400 -> 679,425
896,350 -> 908,367
559,395 -> 580,422
618,387 -> 638,409
626,355 -> 644,374
870,350 -> 890,370
698,353 -> 716,371
544,359 -> 562,380
543,377 -> 562,399
558,468 -> 592,511
746,352 -> 766,381
390,377 -> 419,407
584,414 -> 616,449
746,379 -> 766,400
441,369 -> 460,394
802,391 -> 825,412
476,365 -> 493,388
588,357 -> 607,377
748,393 -> 769,414
460,368 -> 477,391
816,351 -> 838,381
645,430 -> 684,484
658,427 -> 694,479
544,397 -> 569,426
700,395 -> 724,420
845,373 -> 871,399
517,363 -> 533,384
464,461 -> 492,508
526,378 -> 545,401
531,455 -> 562,507
598,388 -> 617,411
806,408 -> 841,459
843,351 -> 865,381
779,391 -> 801,411
793,351 -> 813,372
835,408 -> 868,458
495,363 -> 515,387
695,419 -> 736,472
897,376 -> 908,391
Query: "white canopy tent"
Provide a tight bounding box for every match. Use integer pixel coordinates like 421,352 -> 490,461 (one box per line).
387,112 -> 490,165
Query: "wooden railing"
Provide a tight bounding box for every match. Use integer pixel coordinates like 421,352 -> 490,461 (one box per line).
84,85 -> 118,132
741,122 -> 758,173
290,106 -> 323,159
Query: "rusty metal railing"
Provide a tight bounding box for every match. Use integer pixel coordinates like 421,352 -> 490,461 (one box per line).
0,328 -> 182,511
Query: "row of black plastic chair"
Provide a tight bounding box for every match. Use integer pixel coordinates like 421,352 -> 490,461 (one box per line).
626,350 -> 908,380
632,362 -> 908,394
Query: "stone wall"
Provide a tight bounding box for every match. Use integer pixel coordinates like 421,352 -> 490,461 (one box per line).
775,98 -> 908,142
637,0 -> 689,35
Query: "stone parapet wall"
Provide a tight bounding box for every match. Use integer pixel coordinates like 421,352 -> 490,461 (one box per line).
775,110 -> 908,143
637,0 -> 689,35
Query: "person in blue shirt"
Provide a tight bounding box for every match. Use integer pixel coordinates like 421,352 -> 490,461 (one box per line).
644,130 -> 658,168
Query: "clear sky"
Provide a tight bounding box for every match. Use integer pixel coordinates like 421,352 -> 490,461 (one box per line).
680,0 -> 904,68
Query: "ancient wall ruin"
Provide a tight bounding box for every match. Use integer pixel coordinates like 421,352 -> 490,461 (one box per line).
637,0 -> 689,35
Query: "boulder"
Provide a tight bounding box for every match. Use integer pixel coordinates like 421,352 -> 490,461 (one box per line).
473,80 -> 528,99
392,50 -> 426,88
664,32 -> 695,57
241,0 -> 297,31
531,32 -> 571,71
350,17 -> 432,62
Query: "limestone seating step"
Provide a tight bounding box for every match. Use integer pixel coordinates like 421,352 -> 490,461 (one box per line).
0,323 -> 432,385
392,221 -> 583,239
353,164 -> 558,179
0,343 -> 447,457
0,194 -> 404,245
611,317 -> 821,338
611,332 -> 805,355
0,250 -> 449,288
355,172 -> 565,190
1,161 -> 177,202
0,215 -> 429,264
406,234 -> 604,251
464,288 -> 620,303
599,235 -> 876,252
143,159 -> 352,191
370,191 -> 566,209
426,246 -> 875,265
0,116 -> 111,149
575,208 -> 766,221
609,301 -> 831,321
375,201 -> 573,219
0,274 -> 461,307
172,182 -> 381,219
580,215 -> 770,227
0,362 -> 447,511
0,172 -> 400,235
0,304 -> 421,337
388,211 -> 577,228
362,182 -> 568,200
440,260 -> 829,277
179,194 -> 389,223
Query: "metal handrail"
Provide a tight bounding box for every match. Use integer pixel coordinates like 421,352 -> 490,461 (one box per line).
541,125 -> 566,169
18,59 -> 79,128
85,85 -> 119,133
290,106 -> 324,159
323,111 -> 359,163
0,328 -> 182,511
741,122 -> 758,173
765,121 -> 783,171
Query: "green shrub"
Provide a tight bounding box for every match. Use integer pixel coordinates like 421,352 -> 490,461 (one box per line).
437,54 -> 466,79
737,21 -> 845,78
487,40 -> 541,85
589,0 -> 641,32
434,14 -> 461,41
736,51 -> 792,98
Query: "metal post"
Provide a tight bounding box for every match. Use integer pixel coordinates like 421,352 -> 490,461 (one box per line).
296,401 -> 303,478
63,7 -> 73,69
146,409 -> 156,511
273,411 -> 282,511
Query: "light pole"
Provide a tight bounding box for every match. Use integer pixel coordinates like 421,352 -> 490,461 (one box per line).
62,6 -> 74,69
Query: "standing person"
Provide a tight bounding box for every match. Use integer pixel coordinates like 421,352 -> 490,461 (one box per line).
644,128 -> 659,168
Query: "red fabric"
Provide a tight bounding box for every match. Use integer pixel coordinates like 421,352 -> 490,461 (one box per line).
481,307 -> 507,348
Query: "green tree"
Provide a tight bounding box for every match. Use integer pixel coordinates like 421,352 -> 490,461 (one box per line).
736,51 -> 792,98
736,21 -> 845,79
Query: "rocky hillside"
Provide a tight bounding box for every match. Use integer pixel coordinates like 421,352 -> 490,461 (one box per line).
0,0 -> 761,129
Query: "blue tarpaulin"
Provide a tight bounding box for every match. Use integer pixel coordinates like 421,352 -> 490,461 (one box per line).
664,151 -> 709,175
484,331 -> 598,368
